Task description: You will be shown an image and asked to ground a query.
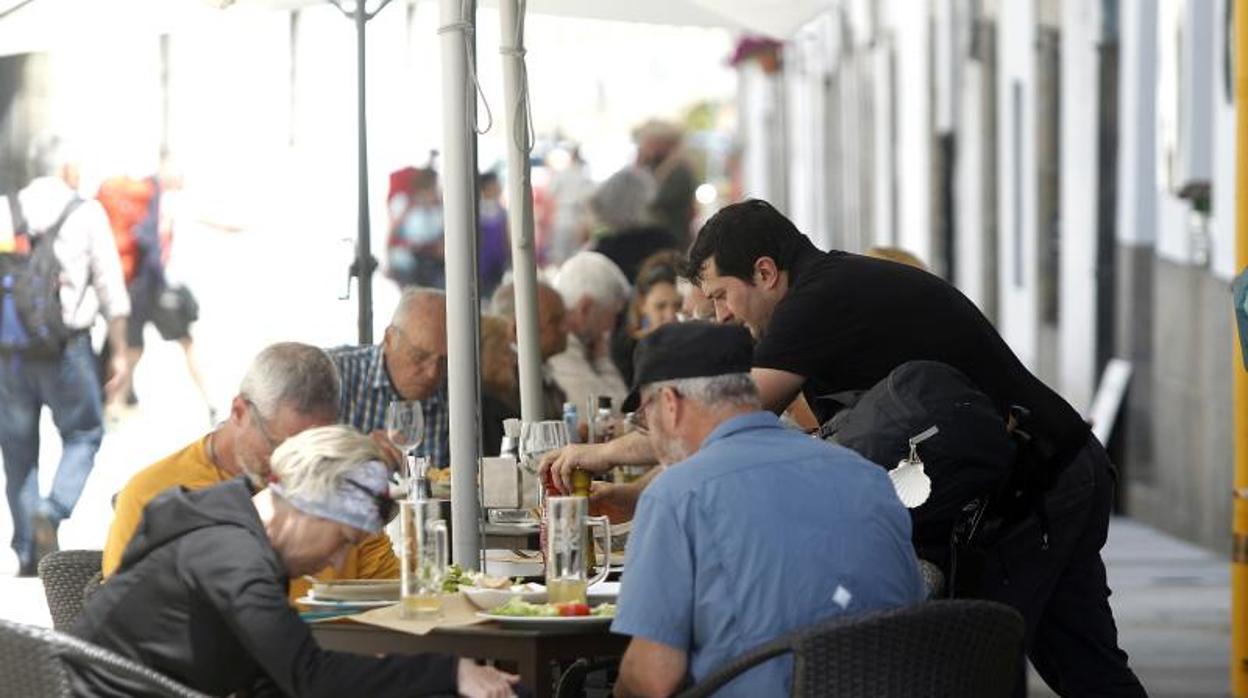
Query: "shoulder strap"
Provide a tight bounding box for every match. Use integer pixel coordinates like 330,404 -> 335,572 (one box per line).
6,192 -> 26,239
41,197 -> 84,245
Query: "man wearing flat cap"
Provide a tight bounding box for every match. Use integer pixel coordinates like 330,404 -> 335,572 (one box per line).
610,322 -> 924,698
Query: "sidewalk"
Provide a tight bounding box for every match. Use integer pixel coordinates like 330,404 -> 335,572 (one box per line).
0,515 -> 1229,695
1029,518 -> 1229,696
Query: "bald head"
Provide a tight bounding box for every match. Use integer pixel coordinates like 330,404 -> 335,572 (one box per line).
490,281 -> 568,360
383,289 -> 448,400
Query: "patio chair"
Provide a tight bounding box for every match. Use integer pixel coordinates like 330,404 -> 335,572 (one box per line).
0,618 -> 209,698
676,599 -> 1024,698
37,550 -> 103,631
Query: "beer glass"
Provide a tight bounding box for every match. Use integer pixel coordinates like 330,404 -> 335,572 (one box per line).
399,499 -> 448,619
544,496 -> 611,605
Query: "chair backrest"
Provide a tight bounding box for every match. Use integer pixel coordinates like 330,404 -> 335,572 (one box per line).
0,619 -> 210,698
678,599 -> 1023,698
37,550 -> 103,631
790,599 -> 1023,697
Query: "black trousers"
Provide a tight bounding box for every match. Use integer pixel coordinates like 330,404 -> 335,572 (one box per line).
978,436 -> 1147,697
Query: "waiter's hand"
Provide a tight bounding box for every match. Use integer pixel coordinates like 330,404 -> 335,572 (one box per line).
539,444 -> 616,494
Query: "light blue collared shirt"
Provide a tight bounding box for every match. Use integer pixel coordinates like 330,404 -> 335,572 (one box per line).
612,411 -> 924,697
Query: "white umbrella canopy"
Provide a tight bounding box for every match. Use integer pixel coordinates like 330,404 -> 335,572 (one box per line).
0,0 -> 220,58
214,0 -> 831,38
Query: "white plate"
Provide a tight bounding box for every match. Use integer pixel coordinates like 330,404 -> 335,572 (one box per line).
461,584 -> 547,610
295,596 -> 393,609
310,580 -> 400,602
587,581 -> 620,602
475,612 -> 613,629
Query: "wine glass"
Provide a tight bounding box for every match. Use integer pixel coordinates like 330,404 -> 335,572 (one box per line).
386,400 -> 425,492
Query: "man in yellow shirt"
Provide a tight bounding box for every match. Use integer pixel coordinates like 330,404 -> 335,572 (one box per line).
103,342 -> 399,601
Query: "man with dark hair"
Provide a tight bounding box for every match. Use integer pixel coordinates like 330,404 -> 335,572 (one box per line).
543,198 -> 1145,697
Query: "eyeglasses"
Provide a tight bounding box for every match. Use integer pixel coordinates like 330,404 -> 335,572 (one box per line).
342,477 -> 398,523
244,399 -> 280,451
624,386 -> 680,434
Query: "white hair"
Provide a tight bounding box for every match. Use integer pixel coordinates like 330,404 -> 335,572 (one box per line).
27,133 -> 78,179
589,166 -> 656,230
269,425 -> 384,500
553,251 -> 631,310
390,287 -> 446,327
646,373 -> 760,411
238,342 -> 340,419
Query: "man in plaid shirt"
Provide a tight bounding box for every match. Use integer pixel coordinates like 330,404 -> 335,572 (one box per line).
327,289 -> 449,467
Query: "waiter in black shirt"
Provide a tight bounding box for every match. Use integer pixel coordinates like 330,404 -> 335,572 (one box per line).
542,199 -> 1145,697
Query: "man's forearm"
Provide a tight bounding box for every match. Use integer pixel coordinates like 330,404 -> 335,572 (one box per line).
606,429 -> 658,466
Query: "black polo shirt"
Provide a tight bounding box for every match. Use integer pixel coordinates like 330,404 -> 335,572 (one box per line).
754,248 -> 1090,469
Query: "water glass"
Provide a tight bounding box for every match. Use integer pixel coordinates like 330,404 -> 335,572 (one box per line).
544,496 -> 611,605
519,420 -> 569,507
398,500 -> 448,619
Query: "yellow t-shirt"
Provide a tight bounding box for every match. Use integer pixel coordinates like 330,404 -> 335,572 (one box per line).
102,436 -> 400,602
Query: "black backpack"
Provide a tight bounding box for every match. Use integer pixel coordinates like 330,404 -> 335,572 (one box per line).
0,193 -> 82,359
817,360 -> 1017,589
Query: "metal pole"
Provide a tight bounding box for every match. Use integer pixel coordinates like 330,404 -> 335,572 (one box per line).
1232,1 -> 1248,692
499,0 -> 544,422
354,0 -> 374,345
439,0 -> 483,569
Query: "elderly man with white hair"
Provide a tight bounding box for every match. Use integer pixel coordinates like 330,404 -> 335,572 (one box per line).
548,250 -> 632,414
0,133 -> 130,576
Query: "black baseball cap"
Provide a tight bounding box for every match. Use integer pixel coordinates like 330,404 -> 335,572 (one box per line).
622,322 -> 755,412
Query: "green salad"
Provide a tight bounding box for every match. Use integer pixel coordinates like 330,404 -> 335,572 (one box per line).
486,598 -> 616,618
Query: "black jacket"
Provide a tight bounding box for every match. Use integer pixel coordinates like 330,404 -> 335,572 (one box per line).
69,478 -> 457,697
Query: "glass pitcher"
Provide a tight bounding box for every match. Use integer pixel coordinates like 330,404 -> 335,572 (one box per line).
399,499 -> 448,619
544,496 -> 611,605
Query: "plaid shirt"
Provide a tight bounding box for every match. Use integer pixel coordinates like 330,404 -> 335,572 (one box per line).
326,344 -> 449,467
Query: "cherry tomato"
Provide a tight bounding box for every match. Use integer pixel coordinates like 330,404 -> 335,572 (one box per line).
556,603 -> 591,617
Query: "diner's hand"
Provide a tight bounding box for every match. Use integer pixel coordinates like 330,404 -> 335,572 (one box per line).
367,430 -> 405,470
457,659 -> 520,698
588,481 -> 638,524
539,443 -> 616,494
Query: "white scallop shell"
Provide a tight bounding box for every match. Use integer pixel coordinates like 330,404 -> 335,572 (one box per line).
888,460 -> 932,509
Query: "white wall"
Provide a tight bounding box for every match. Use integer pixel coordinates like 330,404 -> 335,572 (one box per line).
1057,0 -> 1101,412
1210,0 -> 1238,281
1116,0 -> 1159,248
996,0 -> 1038,369
871,33 -> 896,247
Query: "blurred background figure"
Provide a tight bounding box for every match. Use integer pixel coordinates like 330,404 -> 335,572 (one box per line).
612,250 -> 684,384
677,277 -> 716,322
865,245 -> 929,271
633,118 -> 697,251
477,170 -> 510,301
479,313 -> 520,455
490,279 -> 570,420
97,151 -> 213,425
542,144 -> 595,267
550,250 -> 631,412
384,164 -> 444,289
588,166 -> 678,283
0,133 -> 130,576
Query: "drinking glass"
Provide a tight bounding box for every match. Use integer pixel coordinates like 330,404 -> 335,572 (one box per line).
398,499 -> 448,619
386,401 -> 424,492
518,420 -> 569,507
544,496 -> 611,605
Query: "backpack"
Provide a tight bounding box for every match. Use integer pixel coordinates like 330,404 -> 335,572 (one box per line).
817,360 -> 1017,591
0,193 -> 83,358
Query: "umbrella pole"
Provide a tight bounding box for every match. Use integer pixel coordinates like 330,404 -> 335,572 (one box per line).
499,0 -> 543,422
439,0 -> 484,569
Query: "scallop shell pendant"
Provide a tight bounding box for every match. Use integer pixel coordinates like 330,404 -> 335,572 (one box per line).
889,458 -> 932,508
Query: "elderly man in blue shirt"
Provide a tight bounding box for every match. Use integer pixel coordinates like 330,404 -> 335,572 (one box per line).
611,322 -> 925,698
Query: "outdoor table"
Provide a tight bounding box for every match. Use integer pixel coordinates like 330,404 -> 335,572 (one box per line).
311,618 -> 628,697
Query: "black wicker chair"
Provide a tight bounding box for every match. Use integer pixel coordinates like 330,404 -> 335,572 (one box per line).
676,600 -> 1024,698
37,550 -> 103,631
0,619 -> 209,698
